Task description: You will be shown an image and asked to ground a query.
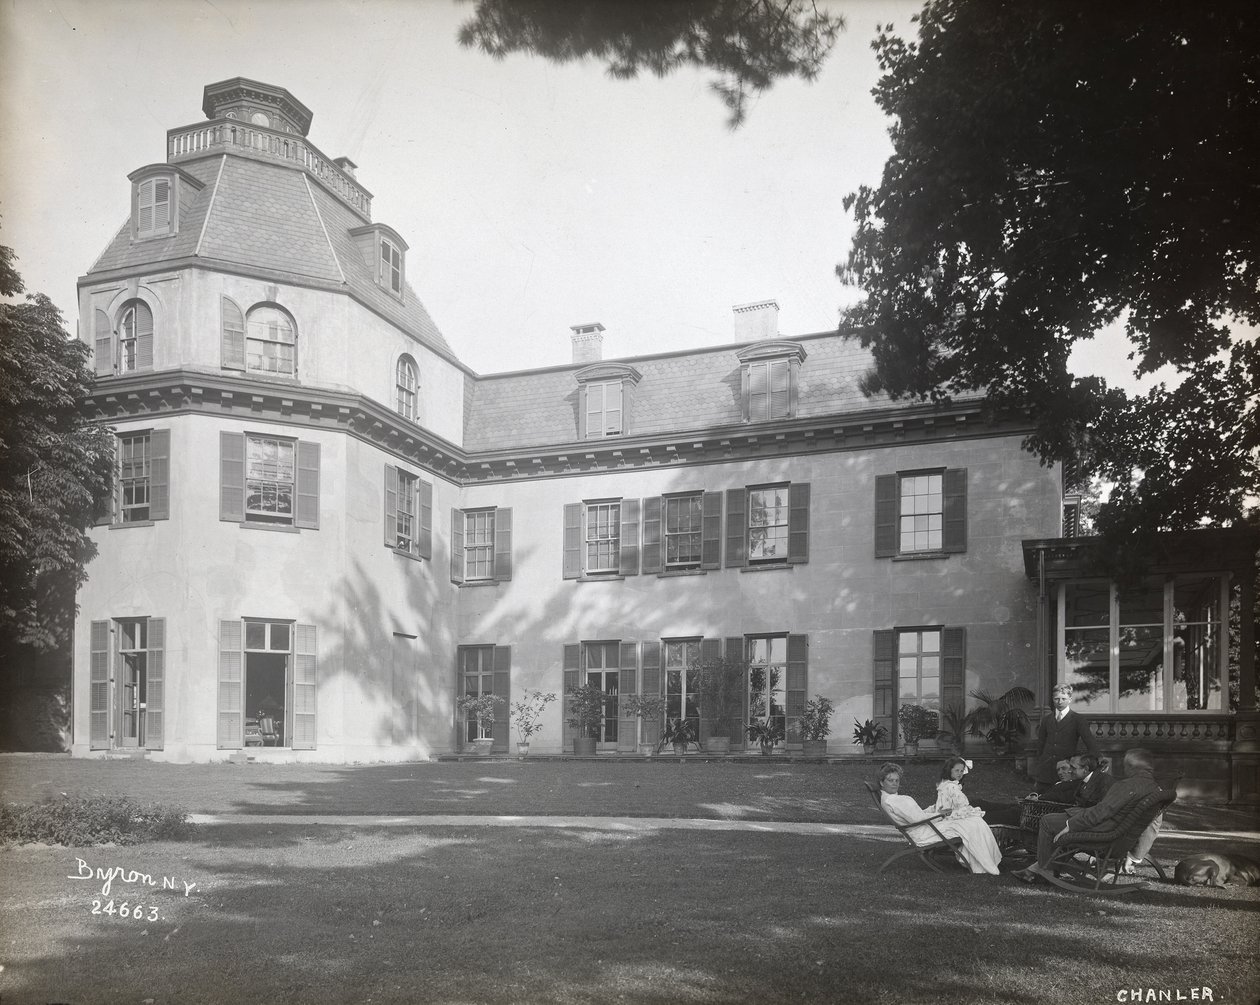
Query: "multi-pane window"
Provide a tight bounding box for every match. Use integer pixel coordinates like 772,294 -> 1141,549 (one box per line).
899,473 -> 943,553
665,494 -> 703,569
464,510 -> 496,580
118,304 -> 140,373
136,178 -> 171,238
748,485 -> 789,563
395,470 -> 418,553
381,238 -> 403,294
460,646 -> 495,744
584,642 -> 621,744
118,433 -> 151,523
747,636 -> 786,745
245,306 -> 296,376
245,435 -> 295,525
746,358 -> 791,421
396,356 -> 418,420
664,639 -> 700,739
898,629 -> 942,713
585,502 -> 621,574
584,381 -> 623,438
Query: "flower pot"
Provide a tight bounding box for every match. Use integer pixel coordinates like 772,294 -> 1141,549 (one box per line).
704,736 -> 731,754
862,742 -> 876,756
517,742 -> 530,757
904,741 -> 919,757
801,739 -> 827,758
638,742 -> 655,757
469,737 -> 494,756
572,737 -> 597,756
672,742 -> 689,756
760,740 -> 775,756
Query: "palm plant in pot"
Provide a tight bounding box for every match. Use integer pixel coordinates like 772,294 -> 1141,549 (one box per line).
692,653 -> 746,753
564,683 -> 606,756
660,716 -> 699,754
851,718 -> 887,755
798,696 -> 835,757
934,701 -> 972,755
746,717 -> 785,755
456,693 -> 504,755
966,686 -> 1035,755
509,689 -> 556,756
897,703 -> 938,756
621,692 -> 666,755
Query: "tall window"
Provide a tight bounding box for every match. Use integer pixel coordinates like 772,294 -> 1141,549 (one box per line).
118,433 -> 151,523
663,494 -> 703,570
464,510 -> 496,580
747,636 -> 786,746
585,501 -> 621,574
664,639 -> 700,740
898,629 -> 942,713
748,485 -> 789,563
584,642 -> 621,744
118,304 -> 140,373
460,646 -> 495,744
381,238 -> 403,295
396,356 -> 418,420
245,306 -> 296,376
584,380 -> 623,438
245,435 -> 295,525
900,472 -> 943,553
395,470 -> 418,553
136,178 -> 171,238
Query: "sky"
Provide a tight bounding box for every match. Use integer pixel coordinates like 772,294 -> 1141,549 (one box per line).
0,0 -> 1149,383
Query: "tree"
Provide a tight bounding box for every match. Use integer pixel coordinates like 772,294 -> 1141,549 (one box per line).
458,0 -> 844,126
839,2 -> 1259,554
0,243 -> 113,661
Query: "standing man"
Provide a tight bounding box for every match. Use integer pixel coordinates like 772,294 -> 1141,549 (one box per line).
1032,683 -> 1100,794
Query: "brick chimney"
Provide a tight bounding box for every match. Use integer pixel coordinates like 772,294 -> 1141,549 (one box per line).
570,322 -> 605,364
732,300 -> 780,342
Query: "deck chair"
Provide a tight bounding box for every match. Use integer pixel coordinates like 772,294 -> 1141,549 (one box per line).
1037,787 -> 1177,895
863,781 -> 968,874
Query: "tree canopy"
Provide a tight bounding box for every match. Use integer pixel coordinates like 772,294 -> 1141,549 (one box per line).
839,2 -> 1259,549
457,0 -> 843,126
0,244 -> 113,660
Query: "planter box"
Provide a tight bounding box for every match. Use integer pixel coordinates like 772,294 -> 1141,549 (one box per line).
801,739 -> 828,758
469,738 -> 494,756
704,736 -> 731,754
572,737 -> 597,756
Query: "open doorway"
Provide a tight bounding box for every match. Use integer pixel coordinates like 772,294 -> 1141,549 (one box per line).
116,619 -> 148,748
244,620 -> 290,746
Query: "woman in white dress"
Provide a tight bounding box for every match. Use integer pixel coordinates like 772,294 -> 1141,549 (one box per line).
877,762 -> 1003,875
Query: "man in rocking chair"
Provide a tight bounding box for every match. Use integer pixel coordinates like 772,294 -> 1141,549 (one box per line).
1013,747 -> 1160,885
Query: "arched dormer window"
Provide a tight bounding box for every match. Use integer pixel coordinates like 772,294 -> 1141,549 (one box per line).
95,298 -> 154,377
736,340 -> 807,422
575,362 -> 642,439
396,355 -> 419,420
128,164 -> 203,242
242,303 -> 297,377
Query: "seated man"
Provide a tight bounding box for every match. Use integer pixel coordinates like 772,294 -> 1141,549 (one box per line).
1027,759 -> 1079,805
1013,747 -> 1159,884
1071,753 -> 1113,808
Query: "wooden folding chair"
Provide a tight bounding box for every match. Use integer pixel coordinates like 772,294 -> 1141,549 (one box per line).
863,781 -> 969,874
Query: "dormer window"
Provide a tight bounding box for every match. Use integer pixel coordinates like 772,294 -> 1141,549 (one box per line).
137,179 -> 171,238
350,224 -> 409,301
736,341 -> 807,422
575,363 -> 642,440
381,238 -> 403,295
128,165 -> 203,243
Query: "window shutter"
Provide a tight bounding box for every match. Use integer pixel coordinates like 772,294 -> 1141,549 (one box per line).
941,626 -> 966,713
219,432 -> 245,522
292,623 -> 318,749
872,629 -> 895,751
218,619 -> 243,749
450,509 -> 465,583
418,478 -> 433,560
562,503 -> 582,579
621,379 -> 636,436
95,441 -> 115,526
618,641 -> 637,751
153,179 -> 171,233
134,302 -> 154,370
493,507 -> 512,581
562,643 -> 581,743
786,634 -> 808,743
145,617 -> 165,750
295,441 -> 320,529
148,429 -> 171,521
640,641 -> 661,747
787,482 -> 810,564
221,296 -> 246,371
943,468 -> 968,553
641,497 -> 663,574
618,497 -> 640,576
577,385 -> 588,440
770,359 -> 791,418
492,645 -> 512,752
94,309 -> 114,377
743,363 -> 757,421
383,466 -> 399,548
90,620 -> 110,748
700,492 -> 723,570
788,357 -> 801,417
698,637 -> 723,742
874,474 -> 898,558
725,488 -> 746,567
138,179 -> 155,234
725,637 -> 747,748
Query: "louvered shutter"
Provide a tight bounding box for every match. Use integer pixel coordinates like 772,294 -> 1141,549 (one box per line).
618,498 -> 640,576
618,641 -> 637,751
148,429 -> 170,521
787,482 -> 810,564
418,479 -> 433,560
562,503 -> 582,579
137,179 -> 155,234
153,179 -> 171,233
221,297 -> 246,371
217,620 -> 243,749
493,507 -> 512,581
295,441 -> 320,529
725,637 -> 747,749
640,641 -> 662,747
641,497 -> 662,574
725,488 -> 746,567
943,468 -> 968,553
492,646 -> 512,752
786,635 -> 808,743
769,359 -> 791,418
698,637 -> 723,742
577,385 -> 588,439
94,309 -> 114,377
292,623 -> 317,749
744,362 -> 761,420
700,492 -> 722,569
134,302 -> 154,370
562,643 -> 581,743
874,474 -> 898,558
95,436 -> 115,526
450,509 -> 465,583
383,466 -> 399,548
219,432 -> 245,522
144,618 -> 165,749
941,627 -> 966,714
872,630 -> 896,751
90,620 -> 110,748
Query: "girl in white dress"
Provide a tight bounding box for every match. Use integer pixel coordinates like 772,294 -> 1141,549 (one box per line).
934,756 -> 986,820
877,762 -> 1003,875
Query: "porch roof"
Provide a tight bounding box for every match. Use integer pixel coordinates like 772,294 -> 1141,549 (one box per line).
1021,526 -> 1259,580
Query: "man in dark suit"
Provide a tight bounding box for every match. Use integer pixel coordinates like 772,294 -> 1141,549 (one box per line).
1071,753 -> 1113,807
1032,683 -> 1100,793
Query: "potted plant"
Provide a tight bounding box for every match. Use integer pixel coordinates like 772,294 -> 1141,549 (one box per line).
966,686 -> 1035,755
897,703 -> 938,757
621,692 -> 666,755
691,653 -> 747,753
746,718 -> 785,755
934,701 -> 972,755
510,689 -> 556,756
456,693 -> 504,755
851,718 -> 887,755
798,696 -> 835,757
564,683 -> 605,756
660,716 -> 698,755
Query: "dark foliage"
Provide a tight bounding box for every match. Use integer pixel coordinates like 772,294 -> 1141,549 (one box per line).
0,795 -> 192,846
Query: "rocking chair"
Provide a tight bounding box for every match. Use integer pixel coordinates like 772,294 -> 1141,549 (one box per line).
863,781 -> 968,874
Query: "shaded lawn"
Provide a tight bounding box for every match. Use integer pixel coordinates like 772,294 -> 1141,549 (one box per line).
3,824 -> 1258,1005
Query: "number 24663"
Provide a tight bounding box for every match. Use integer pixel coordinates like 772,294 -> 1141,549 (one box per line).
90,899 -> 160,921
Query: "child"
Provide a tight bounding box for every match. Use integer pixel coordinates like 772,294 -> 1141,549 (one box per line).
934,756 -> 986,820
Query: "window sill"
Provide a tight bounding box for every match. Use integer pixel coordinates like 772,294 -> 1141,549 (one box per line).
739,562 -> 792,573
657,568 -> 706,578
892,552 -> 952,562
237,521 -> 300,534
579,573 -> 625,582
109,520 -> 156,530
458,579 -> 501,589
391,548 -> 423,564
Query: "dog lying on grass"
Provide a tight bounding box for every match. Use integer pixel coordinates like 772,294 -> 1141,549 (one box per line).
1173,852 -> 1260,887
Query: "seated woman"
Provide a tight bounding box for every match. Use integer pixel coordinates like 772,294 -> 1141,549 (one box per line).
878,762 -> 1003,875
